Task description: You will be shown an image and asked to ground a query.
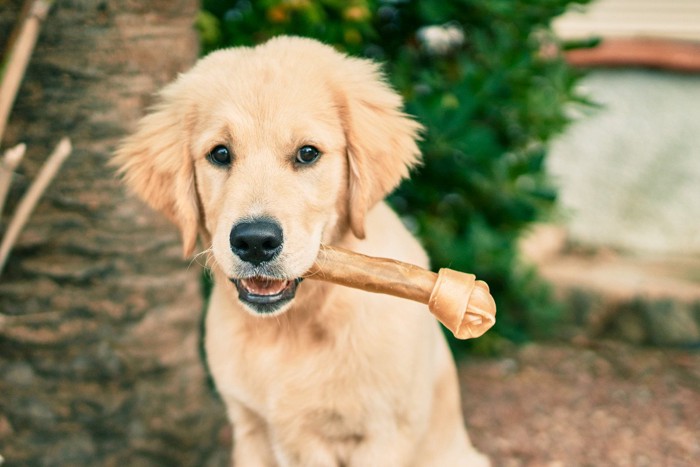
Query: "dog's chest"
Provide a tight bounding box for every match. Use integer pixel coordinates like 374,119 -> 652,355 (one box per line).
205,292 -> 405,413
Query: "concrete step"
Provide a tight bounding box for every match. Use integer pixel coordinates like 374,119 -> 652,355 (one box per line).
520,225 -> 700,347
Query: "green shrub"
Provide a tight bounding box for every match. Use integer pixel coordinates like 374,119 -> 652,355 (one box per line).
198,0 -> 590,346
199,0 -> 376,55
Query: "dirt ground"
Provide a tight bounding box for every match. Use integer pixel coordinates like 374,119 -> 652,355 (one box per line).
458,339 -> 699,466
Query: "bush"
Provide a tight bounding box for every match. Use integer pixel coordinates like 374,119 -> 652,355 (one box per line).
198,0 -> 590,346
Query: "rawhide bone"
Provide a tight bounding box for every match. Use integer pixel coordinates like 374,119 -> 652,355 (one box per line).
304,245 -> 496,339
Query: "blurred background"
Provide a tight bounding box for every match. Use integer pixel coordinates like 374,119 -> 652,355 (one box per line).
0,0 -> 698,465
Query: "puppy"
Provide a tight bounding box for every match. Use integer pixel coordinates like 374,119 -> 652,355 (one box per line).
114,36 -> 488,466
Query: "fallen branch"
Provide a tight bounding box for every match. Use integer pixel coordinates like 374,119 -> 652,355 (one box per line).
0,143 -> 27,218
0,137 -> 71,276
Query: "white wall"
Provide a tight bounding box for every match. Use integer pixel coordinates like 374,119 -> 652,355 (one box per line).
547,69 -> 700,254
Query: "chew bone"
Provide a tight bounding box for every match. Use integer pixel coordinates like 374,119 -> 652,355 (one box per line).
304,245 -> 496,339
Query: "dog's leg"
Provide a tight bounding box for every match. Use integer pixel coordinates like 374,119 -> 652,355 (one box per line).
413,338 -> 491,467
267,426 -> 340,467
345,428 -> 418,467
228,401 -> 277,467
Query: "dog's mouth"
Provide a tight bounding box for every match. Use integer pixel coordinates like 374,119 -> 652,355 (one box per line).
231,276 -> 302,314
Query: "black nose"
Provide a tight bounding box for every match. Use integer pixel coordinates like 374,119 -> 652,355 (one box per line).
230,219 -> 283,265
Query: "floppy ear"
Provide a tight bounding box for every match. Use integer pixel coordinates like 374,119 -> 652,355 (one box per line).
112,92 -> 201,258
337,57 -> 423,239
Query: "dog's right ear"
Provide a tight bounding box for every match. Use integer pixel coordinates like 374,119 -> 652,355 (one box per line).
112,89 -> 200,258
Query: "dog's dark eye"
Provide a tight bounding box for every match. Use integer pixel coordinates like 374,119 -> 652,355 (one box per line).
296,145 -> 321,165
207,145 -> 231,166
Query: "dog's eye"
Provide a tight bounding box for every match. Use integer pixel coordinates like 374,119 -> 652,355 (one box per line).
207,145 -> 231,166
296,145 -> 321,165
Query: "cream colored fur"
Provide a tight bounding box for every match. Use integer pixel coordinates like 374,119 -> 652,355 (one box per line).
114,36 -> 488,466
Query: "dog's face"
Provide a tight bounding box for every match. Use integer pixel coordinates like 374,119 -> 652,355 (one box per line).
191,66 -> 347,314
114,37 -> 422,316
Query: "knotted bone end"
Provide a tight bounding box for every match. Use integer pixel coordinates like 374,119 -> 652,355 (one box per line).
428,268 -> 496,339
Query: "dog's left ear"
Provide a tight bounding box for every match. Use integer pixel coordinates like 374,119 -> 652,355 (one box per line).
112,90 -> 201,258
337,57 -> 423,239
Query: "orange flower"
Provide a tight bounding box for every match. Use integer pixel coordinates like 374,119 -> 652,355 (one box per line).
266,6 -> 289,23
343,5 -> 369,22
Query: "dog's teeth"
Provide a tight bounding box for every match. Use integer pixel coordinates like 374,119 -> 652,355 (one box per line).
242,278 -> 289,295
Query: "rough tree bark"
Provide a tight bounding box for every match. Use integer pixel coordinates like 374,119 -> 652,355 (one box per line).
0,1 -> 228,465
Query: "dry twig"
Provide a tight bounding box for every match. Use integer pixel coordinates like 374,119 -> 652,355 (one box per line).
0,143 -> 26,217
0,137 -> 71,276
0,0 -> 53,145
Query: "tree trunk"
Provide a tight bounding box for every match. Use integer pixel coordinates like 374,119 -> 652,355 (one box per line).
0,1 -> 228,465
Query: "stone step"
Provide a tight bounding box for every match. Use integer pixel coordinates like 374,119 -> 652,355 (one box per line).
520,225 -> 700,346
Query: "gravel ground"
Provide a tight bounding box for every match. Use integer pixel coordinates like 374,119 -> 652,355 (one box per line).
459,340 -> 699,466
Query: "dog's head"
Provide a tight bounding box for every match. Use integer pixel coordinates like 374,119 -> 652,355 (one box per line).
113,36 -> 422,316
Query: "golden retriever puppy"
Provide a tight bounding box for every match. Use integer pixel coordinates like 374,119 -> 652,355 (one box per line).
114,36 -> 488,466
